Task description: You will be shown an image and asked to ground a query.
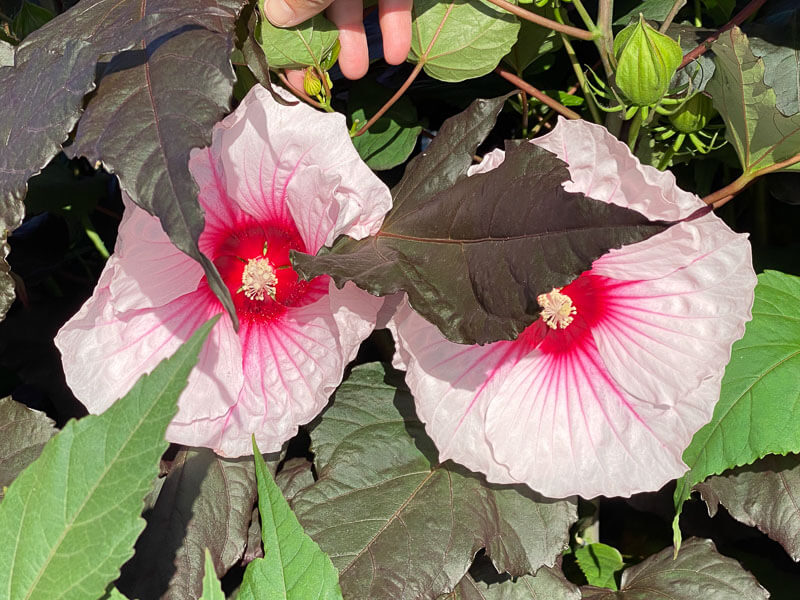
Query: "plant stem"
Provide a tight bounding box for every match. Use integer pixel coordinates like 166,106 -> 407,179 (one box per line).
693,0 -> 702,27
495,68 -> 582,120
678,0 -> 767,69
484,0 -> 595,40
596,0 -> 615,78
703,152 -> 800,208
520,91 -> 529,136
569,0 -> 597,33
353,62 -> 425,137
277,71 -> 326,111
659,0 -> 686,33
354,2 -> 454,137
626,109 -> 643,151
555,6 -> 602,123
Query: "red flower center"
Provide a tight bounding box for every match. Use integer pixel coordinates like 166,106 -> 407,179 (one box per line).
212,222 -> 317,323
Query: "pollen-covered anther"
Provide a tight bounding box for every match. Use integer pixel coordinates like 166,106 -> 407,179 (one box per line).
537,287 -> 577,330
239,257 -> 279,301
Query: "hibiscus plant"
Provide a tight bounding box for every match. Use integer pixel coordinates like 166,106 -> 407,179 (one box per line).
1,0 -> 799,598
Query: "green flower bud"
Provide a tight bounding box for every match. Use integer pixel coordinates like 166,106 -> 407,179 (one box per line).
668,93 -> 716,134
303,67 -> 322,97
613,15 -> 683,107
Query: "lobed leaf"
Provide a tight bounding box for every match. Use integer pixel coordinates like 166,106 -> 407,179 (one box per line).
295,134 -> 669,345
580,538 -> 768,600
674,270 -> 800,546
238,440 -> 343,600
0,396 -> 57,501
708,27 -> 800,175
697,453 -> 800,561
409,0 -> 519,82
574,543 -> 623,591
0,316 -> 217,600
349,80 -> 422,171
254,10 -> 338,69
65,0 -> 243,329
440,568 -> 580,600
293,363 -> 577,600
117,448 -> 257,600
747,8 -> 800,117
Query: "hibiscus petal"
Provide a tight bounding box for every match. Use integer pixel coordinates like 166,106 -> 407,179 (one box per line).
202,86 -> 391,253
589,216 -> 756,403
389,301 -> 517,485
210,281 -> 382,457
533,117 -> 703,221
482,338 -> 709,498
109,196 -> 204,311
55,285 -> 228,416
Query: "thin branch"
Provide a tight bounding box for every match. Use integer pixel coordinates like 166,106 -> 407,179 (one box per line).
354,2 -> 455,137
659,0 -> 686,33
495,68 -> 582,120
703,152 -> 800,208
555,6 -> 602,123
484,0 -> 595,40
678,0 -> 767,69
277,71 -> 325,110
596,0 -> 615,77
353,62 -> 425,137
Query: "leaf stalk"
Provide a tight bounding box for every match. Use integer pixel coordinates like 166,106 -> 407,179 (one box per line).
495,68 -> 582,121
484,0 -> 596,40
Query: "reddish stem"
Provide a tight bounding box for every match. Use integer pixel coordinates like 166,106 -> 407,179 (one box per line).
277,71 -> 324,110
484,0 -> 595,40
678,0 -> 767,69
495,68 -> 582,121
353,62 -> 424,137
703,152 -> 800,208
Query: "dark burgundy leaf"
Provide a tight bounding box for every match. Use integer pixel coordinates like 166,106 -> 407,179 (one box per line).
295,137 -> 670,345
117,448 -> 256,600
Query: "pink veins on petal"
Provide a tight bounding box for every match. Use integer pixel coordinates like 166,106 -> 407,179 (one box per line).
390,117 -> 756,499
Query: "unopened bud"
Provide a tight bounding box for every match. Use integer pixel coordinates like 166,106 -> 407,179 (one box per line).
669,93 -> 716,134
613,15 -> 682,107
303,67 -> 322,97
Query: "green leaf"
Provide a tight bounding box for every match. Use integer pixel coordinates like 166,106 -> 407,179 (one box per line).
102,588 -> 131,600
0,396 -> 57,501
65,0 -> 242,329
0,316 -> 217,600
295,138 -> 669,345
580,538 -> 768,600
673,270 -> 800,546
238,440 -> 343,600
574,543 -> 623,590
254,11 -> 338,69
11,1 -> 54,40
708,27 -> 800,175
748,8 -> 800,116
117,448 -> 257,600
441,568 -> 580,599
349,80 -> 422,171
613,0 -> 676,25
293,363 -> 577,600
503,6 -> 563,74
409,0 -> 519,82
697,453 -> 800,561
700,0 -> 736,23
200,549 -> 225,600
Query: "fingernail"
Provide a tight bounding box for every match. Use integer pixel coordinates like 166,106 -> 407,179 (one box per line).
265,0 -> 297,27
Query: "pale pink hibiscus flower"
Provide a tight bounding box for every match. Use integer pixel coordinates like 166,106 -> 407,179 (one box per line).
389,118 -> 756,498
55,85 -> 391,457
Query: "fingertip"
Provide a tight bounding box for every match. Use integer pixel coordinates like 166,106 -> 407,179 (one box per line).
338,28 -> 369,79
285,69 -> 306,92
379,0 -> 412,65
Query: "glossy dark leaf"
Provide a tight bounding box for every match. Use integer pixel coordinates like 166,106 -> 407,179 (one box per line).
276,457 -> 314,501
580,538 -> 768,600
294,363 -> 576,600
66,0 -> 243,327
698,453 -> 800,561
11,1 -> 54,41
0,396 -> 57,500
440,568 -> 580,600
295,135 -> 670,345
118,448 -> 257,600
748,8 -> 800,116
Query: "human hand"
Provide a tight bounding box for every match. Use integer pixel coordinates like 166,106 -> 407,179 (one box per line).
263,0 -> 412,80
